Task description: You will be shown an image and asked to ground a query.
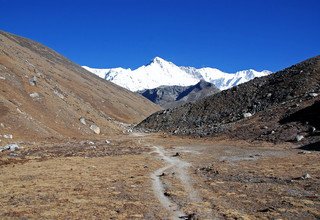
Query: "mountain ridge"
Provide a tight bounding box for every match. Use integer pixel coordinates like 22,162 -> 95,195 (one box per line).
83,57 -> 271,91
138,80 -> 220,109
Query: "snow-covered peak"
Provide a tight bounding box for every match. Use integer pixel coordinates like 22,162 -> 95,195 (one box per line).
151,56 -> 168,64
144,57 -> 176,70
83,58 -> 272,91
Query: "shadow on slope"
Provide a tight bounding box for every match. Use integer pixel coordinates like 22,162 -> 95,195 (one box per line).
279,100 -> 320,130
299,142 -> 320,151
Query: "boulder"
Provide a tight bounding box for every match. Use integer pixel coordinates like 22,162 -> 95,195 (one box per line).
310,126 -> 316,133
0,144 -> 20,152
29,92 -> 40,98
79,117 -> 86,125
53,90 -> 64,99
8,144 -> 20,151
308,93 -> 318,97
243,112 -> 253,118
90,124 -> 100,134
29,76 -> 37,86
3,134 -> 13,139
302,173 -> 311,179
296,135 -> 304,142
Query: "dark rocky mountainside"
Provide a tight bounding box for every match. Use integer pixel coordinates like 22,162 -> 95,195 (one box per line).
137,56 -> 320,149
138,80 -> 220,108
0,31 -> 160,142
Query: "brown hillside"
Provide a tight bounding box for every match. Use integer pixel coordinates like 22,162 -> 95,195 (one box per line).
0,31 -> 161,142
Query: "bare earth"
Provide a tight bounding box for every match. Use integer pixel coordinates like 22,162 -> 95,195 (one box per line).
0,133 -> 319,219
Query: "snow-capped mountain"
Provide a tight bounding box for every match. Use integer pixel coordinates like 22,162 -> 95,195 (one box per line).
83,57 -> 271,91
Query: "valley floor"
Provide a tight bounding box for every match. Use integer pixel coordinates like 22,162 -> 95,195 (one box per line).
0,133 -> 319,219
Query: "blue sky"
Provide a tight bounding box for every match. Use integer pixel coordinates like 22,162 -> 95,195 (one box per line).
1,0 -> 319,72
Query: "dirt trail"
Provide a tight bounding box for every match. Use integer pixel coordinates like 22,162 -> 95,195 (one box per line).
151,146 -> 204,219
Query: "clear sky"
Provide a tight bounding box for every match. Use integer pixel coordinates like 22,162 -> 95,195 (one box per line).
1,0 -> 319,72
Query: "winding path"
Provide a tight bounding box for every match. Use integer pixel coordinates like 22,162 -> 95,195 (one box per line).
151,146 -> 202,219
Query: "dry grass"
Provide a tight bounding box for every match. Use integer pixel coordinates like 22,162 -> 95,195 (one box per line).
0,134 -> 319,219
0,154 -> 166,219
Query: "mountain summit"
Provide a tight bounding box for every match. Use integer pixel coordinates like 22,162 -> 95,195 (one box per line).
149,56 -> 170,65
83,57 -> 271,92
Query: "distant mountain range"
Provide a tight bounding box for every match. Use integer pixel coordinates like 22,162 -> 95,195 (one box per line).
83,57 -> 272,92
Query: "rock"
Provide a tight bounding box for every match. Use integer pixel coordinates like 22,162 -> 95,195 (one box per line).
310,126 -> 316,133
308,93 -> 318,97
9,153 -> 19,157
298,151 -> 311,154
16,108 -> 24,114
0,145 -> 9,152
79,117 -> 86,125
3,134 -> 13,139
243,112 -> 253,118
302,173 -> 311,179
258,207 -> 276,212
105,140 -> 111,144
179,213 -> 197,220
87,141 -> 95,145
29,92 -> 40,98
0,123 -> 4,128
158,172 -> 166,177
296,135 -> 304,142
29,76 -> 37,86
172,152 -> 180,157
0,144 -> 20,152
8,144 -> 20,151
266,93 -> 272,98
0,76 -> 5,80
36,71 -> 43,77
90,124 -> 100,134
53,90 -> 64,99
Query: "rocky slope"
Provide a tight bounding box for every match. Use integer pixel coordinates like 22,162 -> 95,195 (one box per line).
83,57 -> 271,91
0,31 -> 161,142
138,80 -> 220,108
137,56 -> 320,148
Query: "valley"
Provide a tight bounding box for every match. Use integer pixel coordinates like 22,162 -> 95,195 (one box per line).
0,30 -> 319,219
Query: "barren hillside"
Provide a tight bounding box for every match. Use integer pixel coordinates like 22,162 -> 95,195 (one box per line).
137,56 -> 320,147
0,31 -> 161,142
